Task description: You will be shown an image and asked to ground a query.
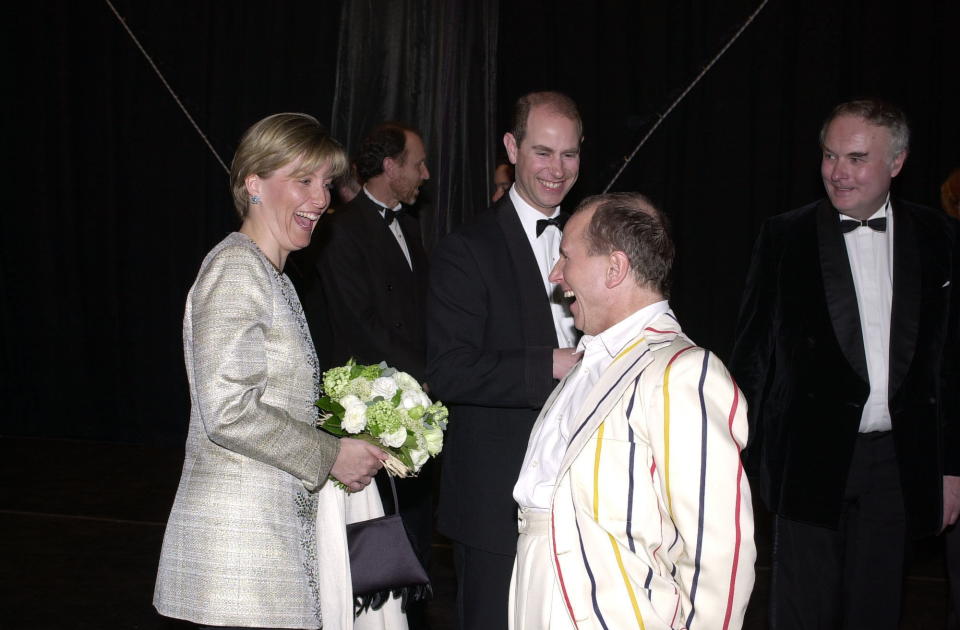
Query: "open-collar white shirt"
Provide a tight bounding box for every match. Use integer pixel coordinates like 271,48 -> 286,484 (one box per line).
514,300 -> 671,511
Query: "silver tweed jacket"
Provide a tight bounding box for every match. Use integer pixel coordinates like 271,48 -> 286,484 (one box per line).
154,232 -> 340,628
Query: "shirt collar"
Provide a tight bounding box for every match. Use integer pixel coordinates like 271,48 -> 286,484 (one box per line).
363,186 -> 402,212
509,185 -> 560,239
838,194 -> 890,223
577,300 -> 672,358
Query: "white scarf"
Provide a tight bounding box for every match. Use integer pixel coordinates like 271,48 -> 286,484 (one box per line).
315,479 -> 409,630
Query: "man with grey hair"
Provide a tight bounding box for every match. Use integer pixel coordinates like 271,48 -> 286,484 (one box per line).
732,98 -> 960,628
510,193 -> 756,629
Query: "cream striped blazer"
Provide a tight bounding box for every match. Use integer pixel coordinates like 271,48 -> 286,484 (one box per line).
538,311 -> 755,630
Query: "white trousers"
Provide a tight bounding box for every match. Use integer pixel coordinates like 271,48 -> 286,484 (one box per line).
508,508 -> 575,630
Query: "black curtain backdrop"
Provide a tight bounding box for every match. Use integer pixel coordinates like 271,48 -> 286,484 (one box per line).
498,0 -> 960,361
3,1 -> 343,444
3,0 -> 958,446
330,0 -> 499,248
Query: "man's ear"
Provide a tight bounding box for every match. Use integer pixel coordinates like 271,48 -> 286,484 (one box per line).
382,156 -> 397,178
504,132 -> 519,165
606,251 -> 631,288
245,173 -> 261,197
889,150 -> 907,178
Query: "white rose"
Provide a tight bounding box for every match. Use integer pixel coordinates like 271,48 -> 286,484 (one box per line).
380,426 -> 408,449
341,402 -> 368,433
371,376 -> 399,400
408,447 -> 429,471
423,424 -> 444,456
339,394 -> 362,408
401,390 -> 424,410
393,371 -> 420,392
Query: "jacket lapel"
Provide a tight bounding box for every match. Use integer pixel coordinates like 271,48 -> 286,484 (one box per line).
888,199 -> 920,398
816,200 -> 869,383
557,312 -> 682,476
496,198 -> 558,348
356,194 -> 414,273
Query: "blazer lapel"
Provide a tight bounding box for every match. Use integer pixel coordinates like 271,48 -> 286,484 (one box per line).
496,199 -> 558,348
816,200 -> 869,383
888,199 -> 920,398
557,312 -> 681,476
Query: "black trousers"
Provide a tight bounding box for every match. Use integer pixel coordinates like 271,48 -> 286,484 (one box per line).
946,522 -> 960,629
452,541 -> 514,630
770,431 -> 908,630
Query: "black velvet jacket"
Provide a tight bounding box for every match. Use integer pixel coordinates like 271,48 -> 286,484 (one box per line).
730,198 -> 960,536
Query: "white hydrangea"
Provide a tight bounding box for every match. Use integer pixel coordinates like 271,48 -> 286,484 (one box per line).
371,376 -> 399,400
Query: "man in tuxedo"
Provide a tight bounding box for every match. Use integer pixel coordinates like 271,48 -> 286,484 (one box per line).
510,192 -> 756,629
731,98 -> 960,629
295,121 -> 433,628
426,91 -> 583,630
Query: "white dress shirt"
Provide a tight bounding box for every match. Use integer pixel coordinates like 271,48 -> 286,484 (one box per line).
364,186 -> 412,269
509,186 -> 577,348
842,197 -> 893,432
513,301 -> 672,510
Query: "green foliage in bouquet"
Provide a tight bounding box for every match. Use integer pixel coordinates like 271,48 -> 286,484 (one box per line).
317,359 -> 448,477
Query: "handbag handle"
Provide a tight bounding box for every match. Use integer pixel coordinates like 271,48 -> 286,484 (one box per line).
385,472 -> 399,515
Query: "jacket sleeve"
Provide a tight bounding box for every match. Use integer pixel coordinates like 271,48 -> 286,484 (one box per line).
425,230 -> 556,409
645,348 -> 756,629
188,245 -> 339,491
729,219 -> 779,471
943,217 -> 960,476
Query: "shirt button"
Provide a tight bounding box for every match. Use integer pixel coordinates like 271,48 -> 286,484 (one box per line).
532,461 -> 538,468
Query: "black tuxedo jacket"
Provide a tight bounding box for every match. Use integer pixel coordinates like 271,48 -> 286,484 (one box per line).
307,193 -> 429,380
426,196 -> 564,554
731,198 -> 960,536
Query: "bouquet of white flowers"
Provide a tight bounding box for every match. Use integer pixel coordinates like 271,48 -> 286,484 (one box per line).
317,360 -> 448,479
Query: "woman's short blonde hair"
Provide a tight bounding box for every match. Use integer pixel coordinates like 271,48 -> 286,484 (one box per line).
229,112 -> 348,219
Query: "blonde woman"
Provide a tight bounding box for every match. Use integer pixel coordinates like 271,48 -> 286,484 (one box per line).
154,113 -> 391,629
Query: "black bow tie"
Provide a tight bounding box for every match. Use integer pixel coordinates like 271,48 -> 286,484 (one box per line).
536,216 -> 564,237
382,207 -> 403,226
839,217 -> 887,233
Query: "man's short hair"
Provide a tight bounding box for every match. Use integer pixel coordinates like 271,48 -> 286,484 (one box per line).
354,122 -> 421,182
575,192 -> 674,298
510,91 -> 583,146
819,98 -> 910,160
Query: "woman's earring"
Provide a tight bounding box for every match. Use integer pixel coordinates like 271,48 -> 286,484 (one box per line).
250,195 -> 262,205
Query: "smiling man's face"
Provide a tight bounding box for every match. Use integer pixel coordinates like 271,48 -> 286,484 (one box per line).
504,105 -> 581,216
820,114 -> 905,220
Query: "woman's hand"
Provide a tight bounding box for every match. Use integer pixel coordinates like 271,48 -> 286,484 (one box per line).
331,438 -> 387,492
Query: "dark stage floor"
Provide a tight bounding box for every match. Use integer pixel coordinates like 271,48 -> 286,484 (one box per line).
0,436 -> 952,629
